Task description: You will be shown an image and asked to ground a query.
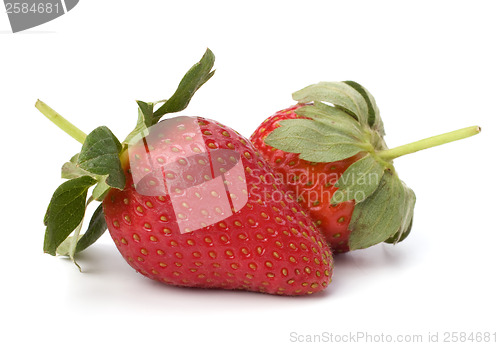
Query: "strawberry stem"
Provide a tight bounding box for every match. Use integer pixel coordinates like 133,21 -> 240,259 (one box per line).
35,100 -> 87,144
378,125 -> 481,161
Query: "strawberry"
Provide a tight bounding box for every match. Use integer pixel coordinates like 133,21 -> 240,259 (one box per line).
251,104 -> 359,253
39,49 -> 333,295
251,81 -> 481,253
102,116 -> 332,295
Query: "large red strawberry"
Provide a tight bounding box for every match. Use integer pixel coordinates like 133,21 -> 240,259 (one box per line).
251,81 -> 480,254
39,49 -> 333,295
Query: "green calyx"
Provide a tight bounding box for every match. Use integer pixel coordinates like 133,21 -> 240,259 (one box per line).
38,49 -> 216,268
265,81 -> 480,250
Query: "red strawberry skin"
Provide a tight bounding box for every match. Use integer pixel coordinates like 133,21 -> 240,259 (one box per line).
102,116 -> 333,295
250,105 -> 360,254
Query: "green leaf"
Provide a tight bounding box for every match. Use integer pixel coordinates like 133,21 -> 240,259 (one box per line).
122,102 -> 154,147
56,234 -> 83,256
153,48 -> 215,123
343,80 -> 385,135
331,154 -> 385,204
347,171 -> 416,250
292,81 -> 370,125
137,100 -> 155,127
92,177 -> 111,201
75,204 -> 107,253
77,126 -> 125,190
44,176 -> 97,255
295,103 -> 365,141
61,153 -> 99,180
265,118 -> 368,162
385,218 -> 413,244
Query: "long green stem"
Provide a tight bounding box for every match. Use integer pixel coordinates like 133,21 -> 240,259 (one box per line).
35,100 -> 87,144
378,126 -> 481,161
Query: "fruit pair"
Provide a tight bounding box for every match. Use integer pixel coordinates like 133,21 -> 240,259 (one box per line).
40,49 -> 480,295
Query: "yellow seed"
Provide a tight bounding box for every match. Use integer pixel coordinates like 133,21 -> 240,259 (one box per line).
150,236 -> 158,242
159,262 -> 167,268
141,249 -> 148,255
163,228 -> 172,235
160,216 -> 168,222
132,234 -> 140,241
120,238 -> 128,245
113,220 -> 119,227
144,223 -> 151,229
157,249 -> 165,255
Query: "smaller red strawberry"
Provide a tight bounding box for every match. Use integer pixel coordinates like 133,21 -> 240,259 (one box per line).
38,49 -> 333,296
251,81 -> 481,253
252,104 -> 360,253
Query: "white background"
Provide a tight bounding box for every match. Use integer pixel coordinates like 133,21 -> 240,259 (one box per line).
1,1 -> 499,345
